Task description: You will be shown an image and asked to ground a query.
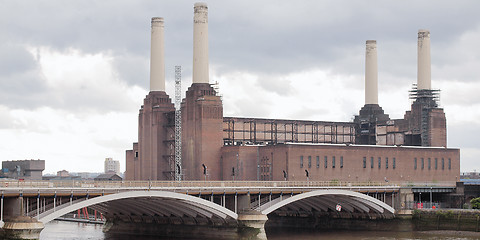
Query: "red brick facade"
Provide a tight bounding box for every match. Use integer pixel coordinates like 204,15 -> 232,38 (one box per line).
221,144 -> 460,183
126,86 -> 459,183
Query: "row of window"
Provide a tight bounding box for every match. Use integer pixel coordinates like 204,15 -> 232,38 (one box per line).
300,156 -> 453,170
362,157 -> 396,169
300,156 -> 343,169
414,157 -> 451,170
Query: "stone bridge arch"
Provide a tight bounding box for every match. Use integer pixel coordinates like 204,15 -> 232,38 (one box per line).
259,189 -> 395,219
38,191 -> 238,225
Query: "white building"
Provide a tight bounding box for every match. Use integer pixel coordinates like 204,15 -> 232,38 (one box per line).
104,157 -> 120,174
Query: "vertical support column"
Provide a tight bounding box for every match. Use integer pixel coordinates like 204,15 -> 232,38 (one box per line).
269,192 -> 272,208
365,40 -> 378,105
392,192 -> 394,208
1,193 -> 3,222
235,192 -> 238,213
417,29 -> 431,90
222,193 -> 226,207
53,191 -> 56,212
150,17 -> 166,91
192,2 -> 209,84
430,187 -> 433,208
258,193 -> 261,209
36,194 -> 40,220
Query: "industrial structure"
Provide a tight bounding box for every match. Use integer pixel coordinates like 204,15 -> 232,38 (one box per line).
1,160 -> 45,180
125,3 -> 459,183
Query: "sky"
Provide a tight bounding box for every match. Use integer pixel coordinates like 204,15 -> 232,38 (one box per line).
1,0 -> 479,174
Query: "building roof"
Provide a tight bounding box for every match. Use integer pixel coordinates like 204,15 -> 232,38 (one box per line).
94,173 -> 122,181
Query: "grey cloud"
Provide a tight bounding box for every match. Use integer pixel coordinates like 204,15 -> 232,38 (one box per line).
1,0 -> 480,115
257,74 -> 295,96
112,52 -> 149,89
0,44 -> 49,108
2,0 -> 479,91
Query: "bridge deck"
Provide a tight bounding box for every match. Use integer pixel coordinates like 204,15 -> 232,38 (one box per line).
0,180 -> 456,198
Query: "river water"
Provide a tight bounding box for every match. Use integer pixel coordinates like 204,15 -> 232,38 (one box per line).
40,221 -> 480,240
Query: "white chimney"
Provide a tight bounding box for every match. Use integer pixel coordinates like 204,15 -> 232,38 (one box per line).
192,2 -> 209,84
417,29 -> 431,90
149,17 -> 166,92
365,40 -> 378,105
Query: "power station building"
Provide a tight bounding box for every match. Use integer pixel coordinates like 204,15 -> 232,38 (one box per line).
125,3 -> 460,183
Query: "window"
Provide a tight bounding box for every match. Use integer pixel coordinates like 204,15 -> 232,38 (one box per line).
340,156 -> 343,168
135,151 -> 139,158
435,158 -> 438,170
324,156 -> 328,168
448,158 -> 451,170
308,156 -> 312,168
363,157 -> 366,168
393,158 -> 396,169
414,158 -> 417,170
316,156 -> 320,168
442,158 -> 445,170
300,156 -> 304,168
428,158 -> 431,170
378,157 -> 381,169
421,158 -> 424,170
386,157 -> 389,169
332,156 -> 336,168
371,157 -> 374,169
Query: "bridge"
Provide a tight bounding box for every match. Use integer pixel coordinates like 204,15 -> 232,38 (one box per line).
0,180 -> 454,239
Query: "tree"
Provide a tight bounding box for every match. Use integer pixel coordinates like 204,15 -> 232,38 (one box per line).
470,197 -> 480,209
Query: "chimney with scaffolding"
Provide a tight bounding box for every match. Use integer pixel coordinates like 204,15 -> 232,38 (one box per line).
403,30 -> 446,147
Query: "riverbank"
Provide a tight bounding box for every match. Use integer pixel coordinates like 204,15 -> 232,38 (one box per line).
412,209 -> 480,232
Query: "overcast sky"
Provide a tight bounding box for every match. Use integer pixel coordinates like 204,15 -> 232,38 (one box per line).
1,0 -> 479,174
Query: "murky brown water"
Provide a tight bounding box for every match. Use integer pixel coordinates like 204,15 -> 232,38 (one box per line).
40,221 -> 480,240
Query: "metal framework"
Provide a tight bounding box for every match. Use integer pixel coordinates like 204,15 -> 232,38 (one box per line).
223,117 -> 355,146
162,112 -> 175,180
409,84 -> 440,146
174,66 -> 182,181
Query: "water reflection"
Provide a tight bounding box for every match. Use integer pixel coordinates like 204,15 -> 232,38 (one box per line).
40,221 -> 480,240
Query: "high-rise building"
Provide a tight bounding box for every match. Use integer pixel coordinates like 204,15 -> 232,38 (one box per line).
104,157 -> 120,174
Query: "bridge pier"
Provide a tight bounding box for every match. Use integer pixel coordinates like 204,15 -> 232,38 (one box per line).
237,211 -> 268,240
0,196 -> 44,240
1,216 -> 44,240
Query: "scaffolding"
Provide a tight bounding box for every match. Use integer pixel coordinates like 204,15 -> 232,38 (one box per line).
174,66 -> 182,181
409,84 -> 440,147
162,111 -> 175,180
223,117 -> 355,146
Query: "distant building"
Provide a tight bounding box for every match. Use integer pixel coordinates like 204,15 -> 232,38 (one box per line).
71,172 -> 103,180
461,171 -> 480,179
57,170 -> 70,177
94,173 -> 122,181
104,158 -> 120,174
1,160 -> 45,180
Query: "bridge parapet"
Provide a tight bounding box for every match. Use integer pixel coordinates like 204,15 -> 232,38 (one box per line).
0,180 -> 456,189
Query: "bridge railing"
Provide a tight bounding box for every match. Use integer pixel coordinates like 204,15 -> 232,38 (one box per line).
0,180 -> 456,189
